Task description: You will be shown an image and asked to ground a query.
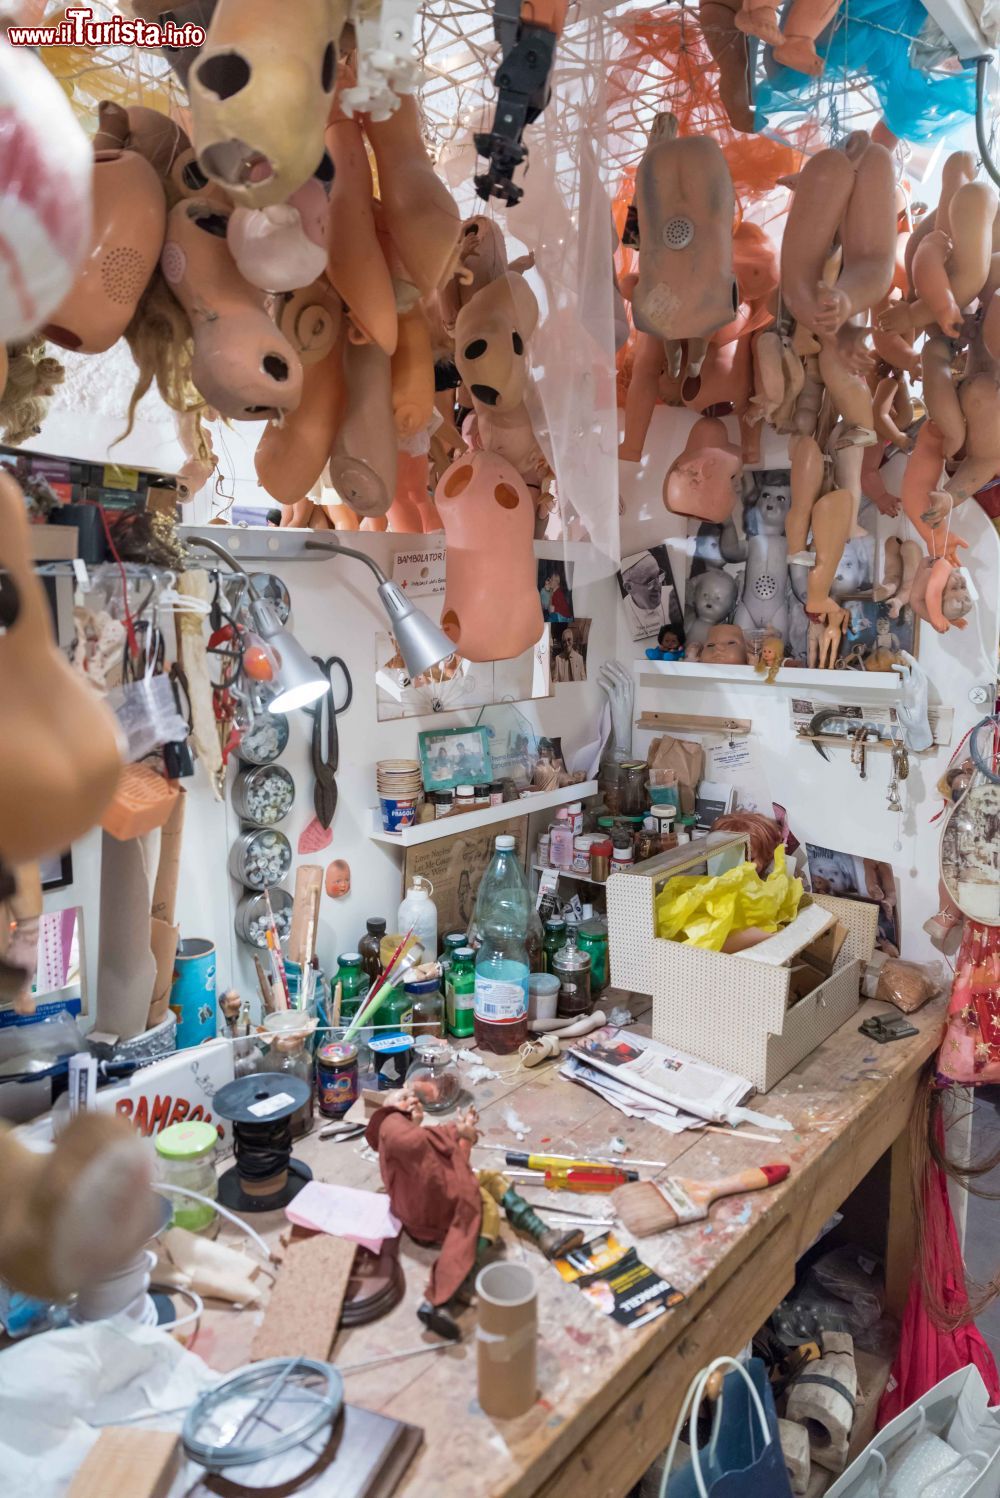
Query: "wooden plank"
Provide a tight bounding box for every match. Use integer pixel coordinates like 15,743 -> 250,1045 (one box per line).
885,1120 -> 917,1319
67,1429 -> 179,1498
250,1230 -> 355,1363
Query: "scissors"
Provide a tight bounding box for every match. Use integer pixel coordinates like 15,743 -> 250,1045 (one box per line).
305,656 -> 353,828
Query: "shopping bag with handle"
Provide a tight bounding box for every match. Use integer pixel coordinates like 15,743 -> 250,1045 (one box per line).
661,1355 -> 793,1497
825,1365 -> 1000,1498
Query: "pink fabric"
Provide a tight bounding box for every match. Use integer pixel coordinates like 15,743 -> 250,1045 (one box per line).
878,1117 -> 1000,1427
938,922 -> 1000,1084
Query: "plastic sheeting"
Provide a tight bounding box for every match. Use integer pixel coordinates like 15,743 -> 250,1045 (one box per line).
755,0 -> 976,143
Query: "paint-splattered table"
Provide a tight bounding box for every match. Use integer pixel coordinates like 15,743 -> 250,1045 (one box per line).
198,992 -> 945,1497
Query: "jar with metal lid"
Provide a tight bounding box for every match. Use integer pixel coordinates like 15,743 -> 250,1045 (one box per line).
634,818 -> 659,864
553,942 -> 592,1017
234,887 -> 293,947
229,828 -> 293,889
489,782 -> 505,806
155,1121 -> 219,1235
404,967 -> 445,1038
430,790 -> 454,818
575,918 -> 609,996
232,763 -> 295,826
440,931 -> 467,982
455,784 -> 475,811
407,1036 -> 462,1113
619,760 -> 649,816
239,710 -> 289,766
316,1040 -> 359,1119
542,917 -> 567,974
650,805 -> 678,853
473,784 -> 491,808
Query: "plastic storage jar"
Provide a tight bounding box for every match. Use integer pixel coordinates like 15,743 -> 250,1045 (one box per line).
155,1121 -> 219,1235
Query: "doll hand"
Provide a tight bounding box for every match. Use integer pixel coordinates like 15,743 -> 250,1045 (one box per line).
814,283 -> 851,334
921,489 -> 953,528
384,1087 -> 425,1124
892,650 -> 932,753
878,301 -> 915,335
455,1104 -> 480,1144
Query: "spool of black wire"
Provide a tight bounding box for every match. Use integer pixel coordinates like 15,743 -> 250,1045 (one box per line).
214,1073 -> 313,1213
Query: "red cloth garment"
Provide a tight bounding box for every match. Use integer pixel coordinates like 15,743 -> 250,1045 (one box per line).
877,1120 -> 1000,1427
365,1107 -> 483,1306
937,922 -> 1000,1084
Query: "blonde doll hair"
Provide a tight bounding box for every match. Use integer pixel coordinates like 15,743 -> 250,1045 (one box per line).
0,339 -> 65,446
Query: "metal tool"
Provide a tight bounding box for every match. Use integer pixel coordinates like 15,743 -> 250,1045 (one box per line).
318,1120 -> 366,1142
304,655 -> 353,829
801,709 -> 892,762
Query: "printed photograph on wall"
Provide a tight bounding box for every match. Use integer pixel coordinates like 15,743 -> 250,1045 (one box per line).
805,844 -> 900,956
618,546 -> 685,643
538,560 -> 574,623
550,618 -> 590,682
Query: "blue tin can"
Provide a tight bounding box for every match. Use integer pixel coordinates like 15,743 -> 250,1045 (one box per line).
170,938 -> 217,1050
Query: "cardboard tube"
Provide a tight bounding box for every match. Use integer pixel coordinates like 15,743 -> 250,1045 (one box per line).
476,1261 -> 538,1419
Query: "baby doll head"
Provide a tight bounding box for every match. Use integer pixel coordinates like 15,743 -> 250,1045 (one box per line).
325,859 -> 351,899
701,623 -> 747,664
691,568 -> 738,623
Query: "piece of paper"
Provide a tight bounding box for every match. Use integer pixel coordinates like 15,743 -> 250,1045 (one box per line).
285,1182 -> 401,1254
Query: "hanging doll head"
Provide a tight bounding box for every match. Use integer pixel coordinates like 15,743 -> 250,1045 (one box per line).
910,557 -> 973,633
664,415 -> 743,523
454,273 -> 539,412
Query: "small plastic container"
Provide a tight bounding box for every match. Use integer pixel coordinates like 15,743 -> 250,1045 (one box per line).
231,764 -> 295,826
527,971 -> 560,1021
549,812 -> 574,869
537,832 -> 551,867
573,834 -> 597,873
575,918 -> 609,996
430,790 -> 454,818
229,828 -> 293,889
611,842 -> 635,873
489,783 -> 505,806
473,784 -> 491,808
454,784 -> 476,811
407,1036 -> 462,1112
590,837 -> 613,883
155,1121 -> 219,1235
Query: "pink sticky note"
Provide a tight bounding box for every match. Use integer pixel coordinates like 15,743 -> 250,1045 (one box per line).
286,1181 -> 401,1254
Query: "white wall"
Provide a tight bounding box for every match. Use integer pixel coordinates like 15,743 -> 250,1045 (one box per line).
620,405 -> 1000,964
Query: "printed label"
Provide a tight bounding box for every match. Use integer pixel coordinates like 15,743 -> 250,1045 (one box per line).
474,976 -> 527,1023
248,1091 -> 296,1118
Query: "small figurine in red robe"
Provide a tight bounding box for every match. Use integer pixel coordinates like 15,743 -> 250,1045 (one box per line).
366,1089 -> 581,1339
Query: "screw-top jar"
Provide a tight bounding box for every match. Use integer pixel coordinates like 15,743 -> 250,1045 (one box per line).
542,917 -> 567,973
553,942 -> 592,1017
239,710 -> 289,765
408,1036 -> 462,1112
404,967 -> 445,1038
575,918 -> 609,995
611,841 -> 635,873
155,1121 -> 219,1235
234,887 -> 293,948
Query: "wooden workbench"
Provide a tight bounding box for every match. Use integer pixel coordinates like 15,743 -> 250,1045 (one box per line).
198,994 -> 946,1498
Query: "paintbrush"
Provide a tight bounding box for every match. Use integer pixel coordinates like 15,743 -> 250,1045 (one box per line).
612,1165 -> 790,1238
253,955 -> 277,1014
331,980 -> 343,1028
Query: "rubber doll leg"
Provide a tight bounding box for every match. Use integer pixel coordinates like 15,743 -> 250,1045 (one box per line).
773,0 -> 842,76
620,332 -> 666,461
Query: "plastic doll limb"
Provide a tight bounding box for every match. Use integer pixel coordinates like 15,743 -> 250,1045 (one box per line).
664,415 -> 743,523
911,230 -> 962,336
734,0 -> 782,47
945,181 -> 997,310
873,375 -> 913,451
698,0 -> 756,131
391,305 -> 435,439
329,341 -> 396,518
829,425 -> 867,536
818,335 -> 875,446
871,299 -> 921,378
807,605 -> 847,669
921,336 -> 965,458
780,148 -> 856,333
892,375 -> 915,431
387,452 -> 428,533
793,354 -> 824,436
874,534 -> 902,600
598,660 -> 635,759
901,419 -> 949,552
923,883 -> 964,945
786,432 -> 824,557
944,372 -> 1000,503
682,331 -> 753,414
254,337 -> 346,506
886,540 -> 922,618
364,95 -> 461,298
619,332 -> 666,460
861,442 -> 901,516
806,488 -> 853,613
325,99 -> 398,356
936,151 -> 977,239
982,288 -> 1000,360
750,328 -> 787,422
772,0 -> 842,75
892,650 -> 932,752
825,142 -> 896,327
632,119 -> 739,342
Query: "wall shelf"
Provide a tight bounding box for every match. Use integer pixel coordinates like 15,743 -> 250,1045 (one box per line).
368,781 -> 599,848
634,659 -> 903,699
531,862 -> 606,887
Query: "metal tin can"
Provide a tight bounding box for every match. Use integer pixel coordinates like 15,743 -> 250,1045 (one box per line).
316,1040 -> 359,1118
231,764 -> 295,826
228,827 -> 293,889
234,887 -> 294,947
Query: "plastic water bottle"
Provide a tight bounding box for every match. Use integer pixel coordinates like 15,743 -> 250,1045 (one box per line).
473,834 -> 531,1054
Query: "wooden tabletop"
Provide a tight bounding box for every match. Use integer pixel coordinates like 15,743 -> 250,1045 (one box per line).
195,994 -> 946,1498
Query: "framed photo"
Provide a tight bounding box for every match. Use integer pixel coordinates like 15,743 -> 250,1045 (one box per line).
418,724 -> 493,792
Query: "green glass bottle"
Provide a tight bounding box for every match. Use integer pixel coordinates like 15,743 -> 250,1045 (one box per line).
332,952 -> 370,1022
446,946 -> 476,1038
542,917 -> 567,975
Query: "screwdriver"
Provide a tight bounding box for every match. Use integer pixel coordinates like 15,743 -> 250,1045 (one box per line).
506,1151 -> 639,1181
504,1166 -> 637,1194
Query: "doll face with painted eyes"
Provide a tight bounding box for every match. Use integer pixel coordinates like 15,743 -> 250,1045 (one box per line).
942,570 -> 973,621
755,486 -> 790,533
325,860 -> 351,899
701,625 -> 747,663
693,570 -> 737,623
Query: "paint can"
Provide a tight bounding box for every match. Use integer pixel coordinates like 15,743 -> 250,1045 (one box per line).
170,938 -> 217,1051
316,1040 -> 360,1119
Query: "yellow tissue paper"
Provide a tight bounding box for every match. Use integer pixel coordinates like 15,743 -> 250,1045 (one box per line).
655,846 -> 803,950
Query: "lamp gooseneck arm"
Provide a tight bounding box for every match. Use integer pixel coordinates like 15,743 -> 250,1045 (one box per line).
304,536 -> 389,589
188,535 -> 252,579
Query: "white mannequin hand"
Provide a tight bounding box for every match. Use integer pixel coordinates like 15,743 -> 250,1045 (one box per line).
598,659 -> 635,759
892,650 -> 932,753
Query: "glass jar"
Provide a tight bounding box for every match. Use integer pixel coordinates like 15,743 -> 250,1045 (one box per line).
553,942 -> 592,1017
430,790 -> 454,818
446,946 -> 476,1037
261,1014 -> 315,1138
542,917 -> 568,974
620,760 -> 649,816
440,931 -> 467,983
611,842 -> 635,873
231,764 -> 295,826
407,1036 -> 462,1113
489,782 -> 505,806
473,784 -> 491,808
155,1121 -> 219,1235
454,784 -> 475,812
357,920 -> 386,984
599,760 -> 623,817
405,969 -> 445,1038
650,806 -> 678,853
332,953 -> 371,1022
634,818 -> 659,864
575,918 -> 609,996
316,1040 -> 360,1119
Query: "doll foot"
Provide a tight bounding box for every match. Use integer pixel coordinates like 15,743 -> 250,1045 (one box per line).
734,5 -> 782,45
539,1226 -> 585,1259
772,34 -> 826,74
417,1299 -> 463,1341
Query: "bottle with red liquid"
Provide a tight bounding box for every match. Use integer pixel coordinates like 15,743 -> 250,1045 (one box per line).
472,834 -> 530,1054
